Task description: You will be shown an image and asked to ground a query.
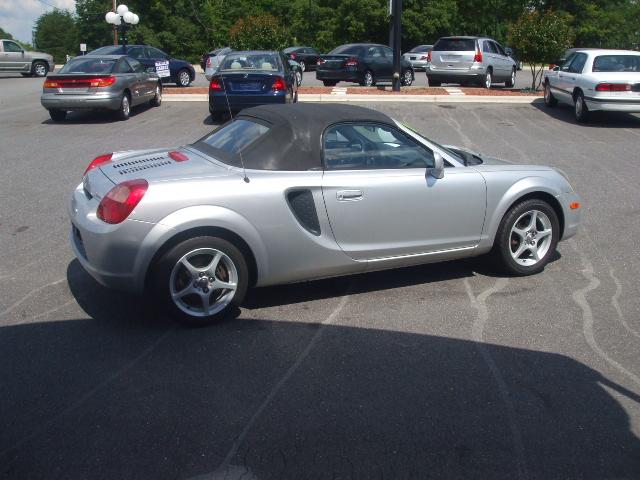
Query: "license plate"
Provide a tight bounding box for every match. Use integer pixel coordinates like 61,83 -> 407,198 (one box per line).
442,55 -> 461,62
232,82 -> 261,91
410,56 -> 416,60
60,87 -> 89,94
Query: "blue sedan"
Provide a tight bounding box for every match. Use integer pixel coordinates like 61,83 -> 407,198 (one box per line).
208,50 -> 298,120
88,45 -> 195,87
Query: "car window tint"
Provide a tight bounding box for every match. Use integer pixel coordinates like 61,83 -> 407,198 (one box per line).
126,47 -> 145,59
433,38 -> 476,51
3,40 -> 22,52
324,123 -> 435,170
113,58 -> 133,73
220,53 -> 280,71
493,42 -> 506,56
569,53 -> 587,73
147,47 -> 167,59
58,58 -> 116,74
592,55 -> 640,72
201,119 -> 269,154
483,41 -> 497,53
561,53 -> 576,71
126,57 -> 144,73
382,47 -> 393,57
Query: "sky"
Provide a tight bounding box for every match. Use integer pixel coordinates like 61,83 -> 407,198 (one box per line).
0,0 -> 76,44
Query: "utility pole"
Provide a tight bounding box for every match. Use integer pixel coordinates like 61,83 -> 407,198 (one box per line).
390,0 -> 402,91
113,0 -> 118,45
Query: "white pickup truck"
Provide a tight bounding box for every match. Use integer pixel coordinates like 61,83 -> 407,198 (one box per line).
0,39 -> 54,77
543,48 -> 640,122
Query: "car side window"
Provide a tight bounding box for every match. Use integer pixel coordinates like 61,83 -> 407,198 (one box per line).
368,47 -> 383,57
568,53 -> 587,74
114,58 -> 133,73
493,42 -> 506,56
561,53 -> 576,71
126,47 -> 145,59
3,40 -> 23,53
483,41 -> 497,54
382,47 -> 393,57
147,47 -> 167,60
324,123 -> 435,171
126,57 -> 145,73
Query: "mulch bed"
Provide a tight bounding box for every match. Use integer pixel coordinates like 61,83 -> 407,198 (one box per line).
459,87 -> 542,96
346,87 -> 449,95
164,87 -> 209,94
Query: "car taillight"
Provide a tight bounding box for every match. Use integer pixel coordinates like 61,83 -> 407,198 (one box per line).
427,51 -> 432,62
90,76 -> 116,87
473,51 -> 482,63
345,57 -> 358,67
97,179 -> 148,224
84,153 -> 113,176
595,83 -> 631,92
272,77 -> 286,91
317,58 -> 326,66
210,78 -> 223,90
44,79 -> 59,88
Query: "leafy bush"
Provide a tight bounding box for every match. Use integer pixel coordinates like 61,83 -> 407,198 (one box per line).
229,14 -> 291,51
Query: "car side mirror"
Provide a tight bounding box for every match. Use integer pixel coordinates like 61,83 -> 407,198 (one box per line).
429,153 -> 444,179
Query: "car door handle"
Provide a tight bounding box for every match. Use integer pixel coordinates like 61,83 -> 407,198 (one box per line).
336,190 -> 363,201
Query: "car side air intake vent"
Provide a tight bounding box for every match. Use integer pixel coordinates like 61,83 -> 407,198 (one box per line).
287,189 -> 321,236
112,155 -> 172,175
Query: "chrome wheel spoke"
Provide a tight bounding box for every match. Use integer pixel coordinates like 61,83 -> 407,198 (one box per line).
213,279 -> 237,291
204,251 -> 222,274
512,242 -> 528,260
512,226 -> 527,239
172,284 -> 195,300
181,258 -> 200,278
537,228 -> 552,240
200,291 -> 211,314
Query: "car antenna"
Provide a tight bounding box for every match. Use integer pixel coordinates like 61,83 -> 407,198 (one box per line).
218,68 -> 249,183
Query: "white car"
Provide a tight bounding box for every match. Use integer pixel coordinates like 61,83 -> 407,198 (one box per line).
543,49 -> 640,122
204,47 -> 232,80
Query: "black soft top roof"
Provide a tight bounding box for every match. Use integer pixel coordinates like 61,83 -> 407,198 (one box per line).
240,104 -> 394,170
196,104 -> 396,171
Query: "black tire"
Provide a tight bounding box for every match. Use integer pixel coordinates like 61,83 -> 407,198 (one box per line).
360,70 -> 375,87
505,68 -> 516,88
153,236 -> 249,326
492,198 -> 560,276
115,93 -> 131,121
574,91 -> 589,123
32,61 -> 48,77
299,60 -> 306,72
482,69 -> 493,89
322,80 -> 337,87
176,69 -> 191,87
21,73 -> 32,77
401,69 -> 414,86
48,109 -> 66,122
427,76 -> 441,87
544,82 -> 558,107
150,83 -> 162,107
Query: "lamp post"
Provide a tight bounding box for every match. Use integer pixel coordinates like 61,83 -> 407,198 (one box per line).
105,5 -> 139,48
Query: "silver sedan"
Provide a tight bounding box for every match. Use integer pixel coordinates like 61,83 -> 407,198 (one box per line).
69,104 -> 581,325
41,55 -> 162,122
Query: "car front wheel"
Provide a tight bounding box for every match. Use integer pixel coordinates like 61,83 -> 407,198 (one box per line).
493,199 -> 559,276
150,83 -> 162,107
154,236 -> 249,326
116,93 -> 131,121
299,60 -> 306,72
574,92 -> 589,123
33,61 -> 48,77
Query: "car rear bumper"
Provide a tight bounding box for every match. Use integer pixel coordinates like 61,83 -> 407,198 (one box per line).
426,65 -> 484,82
209,91 -> 289,112
584,96 -> 640,113
408,60 -> 429,70
41,92 -> 122,111
316,69 -> 360,82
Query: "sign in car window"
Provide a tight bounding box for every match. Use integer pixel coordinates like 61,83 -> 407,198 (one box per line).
155,61 -> 170,78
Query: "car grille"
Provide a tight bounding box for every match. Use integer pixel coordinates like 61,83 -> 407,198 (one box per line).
111,155 -> 172,175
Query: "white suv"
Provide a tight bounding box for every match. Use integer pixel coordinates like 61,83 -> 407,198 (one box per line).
543,49 -> 640,123
427,36 -> 516,88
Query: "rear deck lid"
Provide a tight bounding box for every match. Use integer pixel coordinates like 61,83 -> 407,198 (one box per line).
431,38 -> 477,69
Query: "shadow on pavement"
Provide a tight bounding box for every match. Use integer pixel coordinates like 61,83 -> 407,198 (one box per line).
41,103 -> 157,125
0,260 -> 639,479
532,101 -> 640,127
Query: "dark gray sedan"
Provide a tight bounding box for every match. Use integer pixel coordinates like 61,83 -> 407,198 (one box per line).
41,55 -> 162,122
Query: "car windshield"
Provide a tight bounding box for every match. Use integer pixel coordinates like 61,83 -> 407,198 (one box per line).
329,45 -> 363,55
283,47 -> 299,54
219,53 -> 280,71
410,45 -> 431,53
433,38 -> 476,51
592,55 -> 640,72
400,123 -> 465,163
58,58 -> 117,74
197,119 -> 270,156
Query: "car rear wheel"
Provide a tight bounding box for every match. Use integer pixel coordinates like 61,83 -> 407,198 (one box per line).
427,76 -> 441,87
299,60 -> 306,72
401,69 -> 414,86
154,236 -> 249,326
295,70 -> 302,86
360,70 -> 374,87
505,68 -> 516,88
544,82 -> 557,107
483,69 -> 492,89
177,69 -> 191,87
574,91 -> 589,123
493,199 -> 559,276
150,83 -> 162,107
322,80 -> 337,87
32,61 -> 48,77
48,109 -> 66,122
116,93 -> 131,121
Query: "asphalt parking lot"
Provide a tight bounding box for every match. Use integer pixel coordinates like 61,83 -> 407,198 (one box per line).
1,74 -> 640,480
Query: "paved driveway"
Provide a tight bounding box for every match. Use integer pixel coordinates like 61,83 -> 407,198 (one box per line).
1,75 -> 639,479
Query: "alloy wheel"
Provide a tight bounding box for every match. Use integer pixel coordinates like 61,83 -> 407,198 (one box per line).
34,63 -> 47,77
403,70 -> 413,86
122,95 -> 130,117
364,72 -> 373,87
299,61 -> 306,72
169,247 -> 239,317
509,210 -> 553,267
575,97 -> 583,117
485,71 -> 492,89
179,70 -> 190,87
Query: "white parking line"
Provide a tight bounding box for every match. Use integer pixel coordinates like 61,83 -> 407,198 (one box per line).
444,87 -> 465,96
331,87 -> 348,95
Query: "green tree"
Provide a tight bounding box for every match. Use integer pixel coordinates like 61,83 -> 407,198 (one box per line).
508,10 -> 574,90
229,14 -> 291,50
75,0 -> 114,51
34,10 -> 78,63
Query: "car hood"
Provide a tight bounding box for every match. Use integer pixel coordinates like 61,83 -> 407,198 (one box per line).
98,147 -> 231,184
27,50 -> 52,59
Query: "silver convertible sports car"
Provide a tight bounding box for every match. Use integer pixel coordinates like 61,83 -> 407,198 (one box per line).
69,104 -> 581,325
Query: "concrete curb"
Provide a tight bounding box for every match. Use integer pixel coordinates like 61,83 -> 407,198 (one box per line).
163,93 -> 542,104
